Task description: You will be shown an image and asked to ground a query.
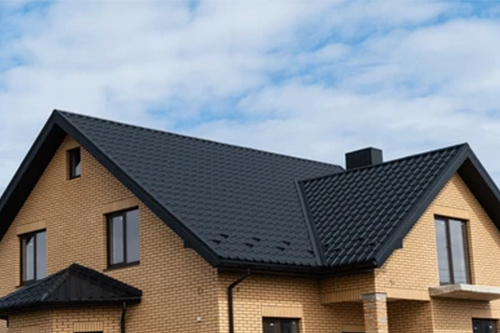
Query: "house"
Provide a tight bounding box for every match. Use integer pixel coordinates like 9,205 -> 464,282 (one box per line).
0,110 -> 500,333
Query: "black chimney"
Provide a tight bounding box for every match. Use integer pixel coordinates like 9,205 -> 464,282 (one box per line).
345,147 -> 383,170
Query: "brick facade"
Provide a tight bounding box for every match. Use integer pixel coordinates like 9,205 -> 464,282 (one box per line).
0,136 -> 220,333
7,308 -> 121,333
1,135 -> 500,333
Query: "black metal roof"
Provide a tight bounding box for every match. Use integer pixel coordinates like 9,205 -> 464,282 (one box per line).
1,110 -> 500,276
300,144 -> 462,268
0,264 -> 141,317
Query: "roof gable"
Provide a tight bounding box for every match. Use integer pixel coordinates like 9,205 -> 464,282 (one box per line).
0,110 -> 341,270
299,144 -> 500,270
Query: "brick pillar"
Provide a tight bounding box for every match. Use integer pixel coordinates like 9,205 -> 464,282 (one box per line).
361,292 -> 388,333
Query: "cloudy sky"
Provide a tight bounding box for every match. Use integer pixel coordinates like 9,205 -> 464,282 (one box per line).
1,0 -> 500,194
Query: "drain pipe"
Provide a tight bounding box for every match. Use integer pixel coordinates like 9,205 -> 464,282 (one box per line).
228,268 -> 251,333
121,301 -> 127,333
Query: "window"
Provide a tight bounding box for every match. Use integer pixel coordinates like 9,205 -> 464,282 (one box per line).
435,217 -> 471,285
107,208 -> 140,268
20,230 -> 47,284
263,318 -> 300,333
68,148 -> 81,179
473,319 -> 498,333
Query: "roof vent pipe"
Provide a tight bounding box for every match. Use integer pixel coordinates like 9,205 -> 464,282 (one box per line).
345,147 -> 383,170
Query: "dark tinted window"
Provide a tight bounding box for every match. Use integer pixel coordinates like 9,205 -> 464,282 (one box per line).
21,230 -> 47,284
263,318 -> 299,333
108,208 -> 140,267
473,319 -> 498,333
435,217 -> 470,284
68,148 -> 81,179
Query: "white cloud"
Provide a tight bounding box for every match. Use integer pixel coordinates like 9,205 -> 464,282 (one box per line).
1,0 -> 500,194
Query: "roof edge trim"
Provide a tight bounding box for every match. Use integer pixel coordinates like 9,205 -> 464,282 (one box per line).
0,113 -> 66,242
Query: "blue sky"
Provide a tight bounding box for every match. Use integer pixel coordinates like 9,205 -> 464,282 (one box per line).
1,0 -> 500,194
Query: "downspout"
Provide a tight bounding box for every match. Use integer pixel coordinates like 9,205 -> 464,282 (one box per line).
121,301 -> 127,333
228,268 -> 251,333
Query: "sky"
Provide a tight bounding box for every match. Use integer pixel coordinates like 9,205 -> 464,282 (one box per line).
1,0 -> 500,194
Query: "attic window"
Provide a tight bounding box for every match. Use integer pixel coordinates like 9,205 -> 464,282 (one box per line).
68,148 -> 81,179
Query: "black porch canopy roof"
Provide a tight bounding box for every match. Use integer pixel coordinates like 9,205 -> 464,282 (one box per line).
0,263 -> 142,318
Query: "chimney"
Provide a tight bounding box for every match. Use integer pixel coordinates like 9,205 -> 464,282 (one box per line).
345,147 -> 383,170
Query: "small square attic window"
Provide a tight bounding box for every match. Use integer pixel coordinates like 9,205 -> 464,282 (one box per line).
68,148 -> 81,179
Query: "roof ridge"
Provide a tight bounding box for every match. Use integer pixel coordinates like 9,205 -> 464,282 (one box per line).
54,109 -> 341,169
68,263 -> 142,295
299,143 -> 469,184
41,267 -> 71,301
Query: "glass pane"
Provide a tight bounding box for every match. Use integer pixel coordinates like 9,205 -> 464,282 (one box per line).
281,320 -> 299,333
435,219 -> 451,284
74,157 -> 81,177
110,216 -> 124,264
36,231 -> 47,279
126,209 -> 140,263
70,149 -> 81,178
449,220 -> 469,283
23,235 -> 35,281
263,319 -> 279,333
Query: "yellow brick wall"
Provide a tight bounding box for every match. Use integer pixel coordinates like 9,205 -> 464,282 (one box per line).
375,173 -> 500,294
7,310 -> 51,333
387,301 -> 433,333
375,173 -> 500,331
51,307 -> 122,333
7,307 -> 121,333
217,273 -> 366,333
320,272 -> 376,304
431,298 -> 492,333
0,136 -> 220,333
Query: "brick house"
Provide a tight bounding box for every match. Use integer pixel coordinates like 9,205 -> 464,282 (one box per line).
0,110 -> 500,333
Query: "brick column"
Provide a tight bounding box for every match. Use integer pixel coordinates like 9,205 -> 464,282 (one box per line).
361,292 -> 388,333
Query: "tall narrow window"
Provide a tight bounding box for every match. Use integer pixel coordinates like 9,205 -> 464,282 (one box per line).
107,208 -> 140,268
20,230 -> 47,284
435,217 -> 471,285
68,148 -> 81,179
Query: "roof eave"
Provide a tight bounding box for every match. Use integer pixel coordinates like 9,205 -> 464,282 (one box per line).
217,258 -> 376,278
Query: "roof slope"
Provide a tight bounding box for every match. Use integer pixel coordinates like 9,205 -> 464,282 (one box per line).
59,111 -> 342,267
0,264 -> 141,317
2,110 -> 500,275
299,144 -> 500,269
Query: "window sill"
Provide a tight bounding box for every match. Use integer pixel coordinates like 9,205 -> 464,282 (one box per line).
104,261 -> 140,272
16,280 -> 38,288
